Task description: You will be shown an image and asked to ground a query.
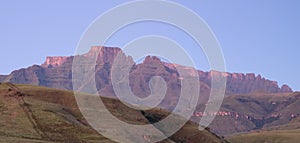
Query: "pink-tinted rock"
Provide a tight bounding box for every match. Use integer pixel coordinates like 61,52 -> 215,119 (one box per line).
42,56 -> 71,67
0,46 -> 293,96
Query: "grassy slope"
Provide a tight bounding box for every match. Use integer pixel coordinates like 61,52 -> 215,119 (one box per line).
226,92 -> 300,143
0,83 -> 226,143
203,92 -> 300,136
0,83 -> 110,143
228,129 -> 300,143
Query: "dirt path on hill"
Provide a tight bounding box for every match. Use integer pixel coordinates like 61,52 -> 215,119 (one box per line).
6,83 -> 51,141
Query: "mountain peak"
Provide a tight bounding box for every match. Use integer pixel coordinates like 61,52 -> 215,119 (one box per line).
88,46 -> 121,53
143,55 -> 162,64
280,84 -> 293,93
42,56 -> 70,67
83,46 -> 123,64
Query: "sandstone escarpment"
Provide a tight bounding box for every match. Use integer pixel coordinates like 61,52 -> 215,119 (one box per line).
42,56 -> 71,67
0,46 -> 292,96
224,73 -> 291,94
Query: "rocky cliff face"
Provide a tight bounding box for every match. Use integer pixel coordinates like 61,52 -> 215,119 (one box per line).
164,65 -> 292,95
0,46 -> 293,97
42,56 -> 71,67
222,73 -> 285,94
91,46 -> 122,64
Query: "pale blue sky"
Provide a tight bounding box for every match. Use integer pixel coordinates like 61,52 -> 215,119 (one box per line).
0,0 -> 299,91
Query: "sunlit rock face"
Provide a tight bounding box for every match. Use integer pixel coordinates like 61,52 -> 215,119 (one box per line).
42,56 -> 71,67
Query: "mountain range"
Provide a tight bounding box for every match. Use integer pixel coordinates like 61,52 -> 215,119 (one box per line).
0,46 -> 292,95
0,46 -> 297,138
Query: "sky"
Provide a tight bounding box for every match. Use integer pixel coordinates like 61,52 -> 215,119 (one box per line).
0,0 -> 299,91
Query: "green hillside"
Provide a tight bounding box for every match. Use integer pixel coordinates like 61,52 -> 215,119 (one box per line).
0,82 -> 227,143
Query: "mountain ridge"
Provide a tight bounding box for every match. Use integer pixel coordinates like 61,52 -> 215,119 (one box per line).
0,46 -> 292,95
0,46 -> 297,138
